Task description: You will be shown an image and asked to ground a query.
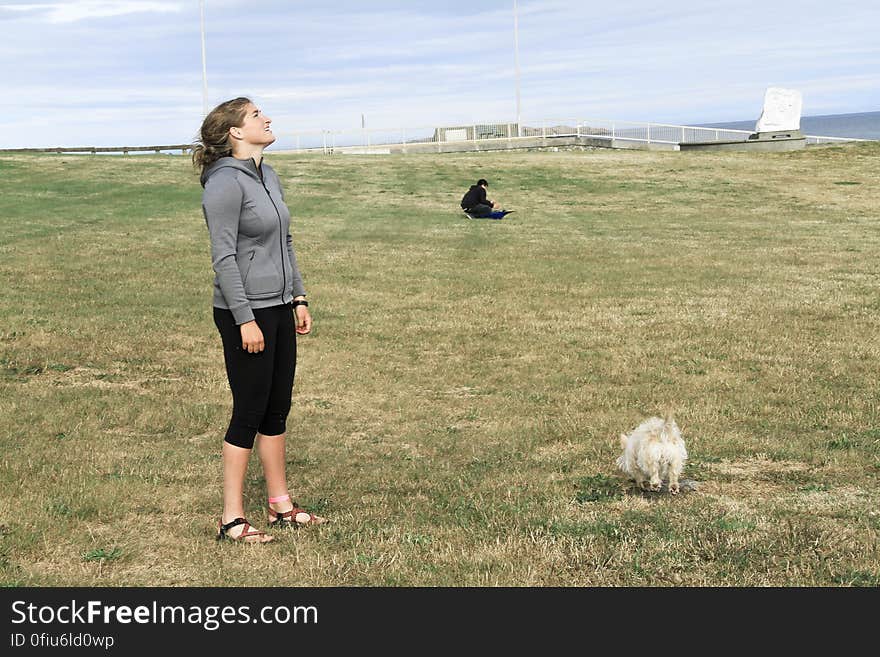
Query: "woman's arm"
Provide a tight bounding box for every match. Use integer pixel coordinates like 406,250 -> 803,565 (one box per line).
204,172 -> 264,352
203,172 -> 254,325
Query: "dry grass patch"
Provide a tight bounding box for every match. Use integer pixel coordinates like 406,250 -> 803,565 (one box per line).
2,144 -> 879,586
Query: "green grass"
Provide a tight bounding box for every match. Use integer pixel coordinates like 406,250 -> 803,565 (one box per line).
1,143 -> 879,586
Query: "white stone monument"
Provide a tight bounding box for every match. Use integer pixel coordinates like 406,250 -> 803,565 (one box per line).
754,87 -> 802,133
680,87 -> 805,151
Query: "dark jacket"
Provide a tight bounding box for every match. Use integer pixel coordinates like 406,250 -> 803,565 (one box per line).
460,184 -> 491,210
201,156 -> 306,325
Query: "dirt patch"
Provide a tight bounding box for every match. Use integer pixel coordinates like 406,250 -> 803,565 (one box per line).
709,455 -> 813,478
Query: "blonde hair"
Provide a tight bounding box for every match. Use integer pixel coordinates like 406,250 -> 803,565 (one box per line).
191,97 -> 251,174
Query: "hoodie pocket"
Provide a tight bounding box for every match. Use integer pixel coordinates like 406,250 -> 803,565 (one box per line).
241,248 -> 283,299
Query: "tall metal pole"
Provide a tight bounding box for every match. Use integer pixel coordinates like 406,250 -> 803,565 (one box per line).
200,0 -> 208,117
513,0 -> 521,137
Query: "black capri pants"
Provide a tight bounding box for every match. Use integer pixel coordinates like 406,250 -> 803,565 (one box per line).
213,304 -> 297,449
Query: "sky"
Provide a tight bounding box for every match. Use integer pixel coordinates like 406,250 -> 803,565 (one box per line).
1,0 -> 878,149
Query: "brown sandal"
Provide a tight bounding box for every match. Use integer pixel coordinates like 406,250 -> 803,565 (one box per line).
217,517 -> 273,543
267,503 -> 326,528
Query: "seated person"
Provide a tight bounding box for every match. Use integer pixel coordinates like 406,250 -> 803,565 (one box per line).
460,179 -> 513,219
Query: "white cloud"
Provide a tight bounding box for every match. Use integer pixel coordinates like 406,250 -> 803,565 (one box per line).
0,1 -> 877,147
1,1 -> 182,23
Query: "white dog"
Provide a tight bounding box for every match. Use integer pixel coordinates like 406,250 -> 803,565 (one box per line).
616,415 -> 687,494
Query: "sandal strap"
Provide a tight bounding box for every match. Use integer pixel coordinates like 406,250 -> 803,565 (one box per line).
237,526 -> 267,538
220,517 -> 248,532
218,517 -> 269,541
268,505 -> 319,525
268,501 -> 301,518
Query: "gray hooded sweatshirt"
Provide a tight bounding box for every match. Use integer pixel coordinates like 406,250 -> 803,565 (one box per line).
201,156 -> 306,325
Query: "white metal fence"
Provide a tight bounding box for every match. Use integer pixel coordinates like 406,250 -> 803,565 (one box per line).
283,118 -> 869,154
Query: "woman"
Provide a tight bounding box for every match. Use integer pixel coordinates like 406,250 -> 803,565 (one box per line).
193,97 -> 325,543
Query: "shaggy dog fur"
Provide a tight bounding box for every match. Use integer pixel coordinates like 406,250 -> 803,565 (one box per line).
616,416 -> 687,494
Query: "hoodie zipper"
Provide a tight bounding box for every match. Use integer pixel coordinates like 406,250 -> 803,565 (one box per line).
256,161 -> 287,300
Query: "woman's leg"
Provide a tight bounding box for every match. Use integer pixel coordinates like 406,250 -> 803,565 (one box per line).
218,441 -> 272,543
259,432 -> 325,525
222,442 -> 250,520
257,432 -> 291,512
256,305 -> 323,521
214,307 -> 277,542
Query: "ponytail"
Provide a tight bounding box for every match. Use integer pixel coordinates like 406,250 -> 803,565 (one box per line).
191,97 -> 251,176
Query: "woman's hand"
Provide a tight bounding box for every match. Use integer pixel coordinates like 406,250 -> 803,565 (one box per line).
295,305 -> 312,335
240,320 -> 265,353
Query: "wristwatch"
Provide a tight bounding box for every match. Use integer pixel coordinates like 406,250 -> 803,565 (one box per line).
291,299 -> 309,308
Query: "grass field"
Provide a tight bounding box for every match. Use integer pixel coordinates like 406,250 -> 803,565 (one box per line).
1,142 -> 878,586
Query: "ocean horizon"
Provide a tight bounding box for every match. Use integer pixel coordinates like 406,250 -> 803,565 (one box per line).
696,110 -> 880,140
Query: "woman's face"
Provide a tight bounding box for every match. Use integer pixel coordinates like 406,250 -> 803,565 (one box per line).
233,102 -> 275,147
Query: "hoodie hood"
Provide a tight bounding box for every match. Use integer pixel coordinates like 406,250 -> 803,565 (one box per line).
200,156 -> 263,187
